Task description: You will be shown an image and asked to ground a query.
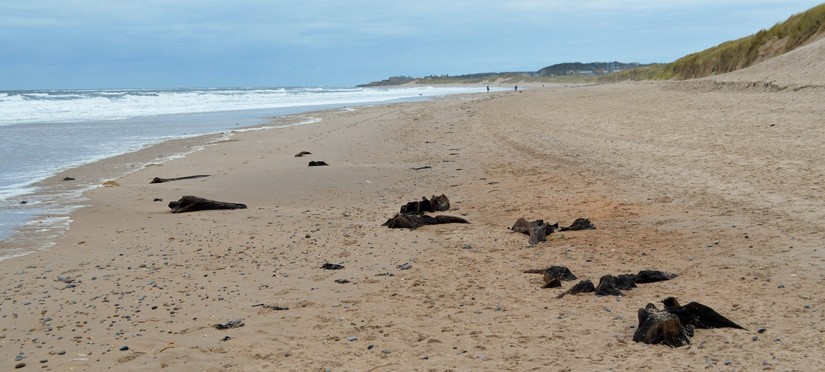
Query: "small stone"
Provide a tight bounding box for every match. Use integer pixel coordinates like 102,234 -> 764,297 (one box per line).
778,284 -> 785,288
347,336 -> 357,342
752,336 -> 758,341
119,346 -> 129,351
56,351 -> 66,356
463,244 -> 472,250
757,327 -> 766,334
397,263 -> 412,270
367,344 -> 374,350
420,355 -> 429,360
39,359 -> 47,364
14,363 -> 25,369
724,361 -> 732,366
14,356 -> 23,361
381,349 -> 391,355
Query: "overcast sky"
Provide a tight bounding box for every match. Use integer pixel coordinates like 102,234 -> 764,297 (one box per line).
1,1 -> 821,89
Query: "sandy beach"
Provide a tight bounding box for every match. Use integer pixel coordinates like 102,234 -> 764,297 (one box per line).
2,51 -> 825,371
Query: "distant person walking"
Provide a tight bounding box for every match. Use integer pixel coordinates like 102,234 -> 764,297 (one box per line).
487,85 -> 490,92
514,85 -> 518,92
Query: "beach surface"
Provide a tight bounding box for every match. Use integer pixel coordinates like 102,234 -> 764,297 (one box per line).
2,62 -> 825,370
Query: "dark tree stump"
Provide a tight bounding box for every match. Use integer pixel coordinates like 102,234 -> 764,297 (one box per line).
213,319 -> 245,330
595,275 -> 625,296
556,279 -> 596,299
382,213 -> 469,230
662,297 -> 746,330
635,270 -> 678,284
321,263 -> 344,270
524,265 -> 577,288
633,304 -> 692,347
168,196 -> 247,213
308,161 -> 328,166
617,274 -> 638,290
528,224 -> 548,245
560,218 -> 595,231
400,195 -> 450,214
294,151 -> 312,157
150,175 -> 210,184
511,218 -> 557,245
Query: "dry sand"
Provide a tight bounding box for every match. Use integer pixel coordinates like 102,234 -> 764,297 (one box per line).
2,51 -> 825,370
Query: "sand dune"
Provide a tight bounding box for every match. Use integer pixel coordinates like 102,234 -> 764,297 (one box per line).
677,35 -> 825,91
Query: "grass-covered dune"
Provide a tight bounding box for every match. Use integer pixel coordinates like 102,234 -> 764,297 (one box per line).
601,3 -> 825,82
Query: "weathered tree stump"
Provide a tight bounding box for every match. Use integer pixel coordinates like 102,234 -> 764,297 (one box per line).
595,275 -> 625,296
662,297 -> 746,330
560,218 -> 596,231
168,196 -> 247,213
524,265 -> 577,288
556,279 -> 596,298
635,270 -> 678,284
617,274 -> 638,289
294,151 -> 312,157
400,195 -> 450,214
150,175 -> 210,184
595,274 -> 641,296
321,263 -> 344,270
633,304 -> 693,347
511,218 -> 558,245
308,161 -> 328,166
213,319 -> 245,330
382,213 -> 469,230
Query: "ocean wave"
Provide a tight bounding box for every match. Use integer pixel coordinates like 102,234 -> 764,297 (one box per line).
0,86 -> 483,126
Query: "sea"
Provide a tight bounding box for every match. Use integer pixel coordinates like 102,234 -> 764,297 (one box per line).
0,86 -> 488,259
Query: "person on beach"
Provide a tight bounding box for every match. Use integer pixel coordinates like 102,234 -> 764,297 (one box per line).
487,85 -> 490,92
514,85 -> 518,92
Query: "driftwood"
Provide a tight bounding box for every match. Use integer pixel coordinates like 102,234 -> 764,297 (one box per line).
252,304 -> 289,311
308,161 -> 328,166
635,270 -> 678,284
400,195 -> 450,214
321,263 -> 344,270
556,270 -> 676,298
511,218 -> 558,245
150,175 -> 210,184
556,279 -> 596,298
595,275 -> 624,296
512,217 -> 593,245
524,265 -> 577,288
294,151 -> 312,157
662,297 -> 746,330
382,213 -> 469,230
384,194 -> 466,229
634,297 -> 745,347
214,319 -> 244,330
560,218 -> 596,231
168,195 -> 247,213
633,304 -> 693,347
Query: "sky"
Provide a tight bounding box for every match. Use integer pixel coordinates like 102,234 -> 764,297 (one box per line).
1,0 -> 822,89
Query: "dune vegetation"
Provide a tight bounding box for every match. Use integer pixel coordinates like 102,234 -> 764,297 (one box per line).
600,3 -> 825,82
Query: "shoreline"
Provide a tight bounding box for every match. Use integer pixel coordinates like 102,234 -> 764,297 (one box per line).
0,91 -> 486,259
0,83 -> 823,370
